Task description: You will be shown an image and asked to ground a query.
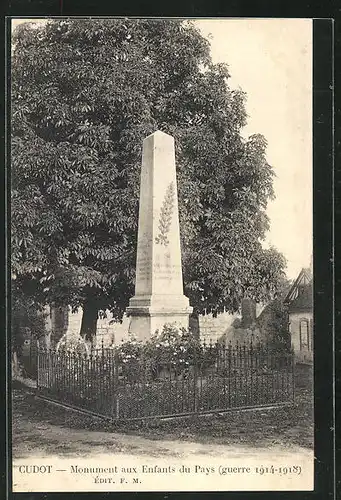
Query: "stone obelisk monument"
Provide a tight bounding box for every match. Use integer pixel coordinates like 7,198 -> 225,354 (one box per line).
126,130 -> 193,340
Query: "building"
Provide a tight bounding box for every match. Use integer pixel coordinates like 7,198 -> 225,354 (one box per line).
284,268 -> 313,364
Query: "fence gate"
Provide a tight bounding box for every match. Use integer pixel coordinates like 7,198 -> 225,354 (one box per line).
37,341 -> 295,421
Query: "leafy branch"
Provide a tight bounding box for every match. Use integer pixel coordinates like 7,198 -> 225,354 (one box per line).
155,182 -> 175,247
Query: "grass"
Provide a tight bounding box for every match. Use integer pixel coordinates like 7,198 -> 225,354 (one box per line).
40,367 -> 294,420
12,379 -> 313,450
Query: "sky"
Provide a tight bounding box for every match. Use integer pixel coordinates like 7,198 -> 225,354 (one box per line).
11,18 -> 313,279
195,19 -> 313,279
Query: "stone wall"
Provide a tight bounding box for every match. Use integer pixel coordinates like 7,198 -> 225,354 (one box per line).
196,311 -> 238,341
65,307 -> 240,345
42,304 -> 69,348
64,307 -> 130,347
95,314 -> 131,347
61,300 -> 273,347
67,308 -> 82,336
194,301 -> 268,344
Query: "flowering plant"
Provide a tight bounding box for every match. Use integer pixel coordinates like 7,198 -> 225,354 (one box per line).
115,334 -> 143,382
113,325 -> 218,382
56,332 -> 89,355
116,334 -> 143,362
143,323 -> 203,374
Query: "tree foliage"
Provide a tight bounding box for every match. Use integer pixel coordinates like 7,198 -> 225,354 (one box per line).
261,300 -> 291,353
11,279 -> 46,355
11,19 -> 287,336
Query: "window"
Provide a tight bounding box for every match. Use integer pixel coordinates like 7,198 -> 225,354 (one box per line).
299,319 -> 310,350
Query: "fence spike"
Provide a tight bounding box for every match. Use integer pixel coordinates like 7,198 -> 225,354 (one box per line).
36,335 -> 294,419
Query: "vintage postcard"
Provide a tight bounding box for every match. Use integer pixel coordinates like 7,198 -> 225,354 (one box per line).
9,17 -> 318,493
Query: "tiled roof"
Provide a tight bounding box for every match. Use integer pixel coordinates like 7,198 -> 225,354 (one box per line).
284,268 -> 312,304
287,284 -> 313,312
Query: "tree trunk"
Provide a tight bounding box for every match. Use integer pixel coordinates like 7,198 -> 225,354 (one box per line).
50,304 -> 69,347
80,300 -> 98,343
12,350 -> 22,379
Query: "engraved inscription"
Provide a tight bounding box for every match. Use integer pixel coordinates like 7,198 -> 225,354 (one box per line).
153,262 -> 181,280
136,236 -> 152,281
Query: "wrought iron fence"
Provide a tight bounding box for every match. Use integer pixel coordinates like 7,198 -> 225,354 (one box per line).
37,340 -> 294,420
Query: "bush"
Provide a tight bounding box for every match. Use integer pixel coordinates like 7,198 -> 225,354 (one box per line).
115,335 -> 144,382
114,324 -> 215,382
144,324 -> 202,371
46,324 -> 220,393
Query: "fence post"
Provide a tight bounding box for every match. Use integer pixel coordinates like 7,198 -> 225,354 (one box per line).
228,341 -> 232,407
193,341 -> 198,413
221,340 -> 226,404
37,347 -> 40,390
113,348 -> 120,419
48,348 -> 52,391
291,347 -> 295,402
250,340 -> 253,406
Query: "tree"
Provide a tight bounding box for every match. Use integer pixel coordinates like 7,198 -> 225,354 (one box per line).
11,277 -> 47,374
260,299 -> 291,353
11,19 -> 287,341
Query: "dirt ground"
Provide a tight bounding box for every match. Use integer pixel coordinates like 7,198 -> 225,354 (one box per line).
12,379 -> 313,460
11,380 -> 316,492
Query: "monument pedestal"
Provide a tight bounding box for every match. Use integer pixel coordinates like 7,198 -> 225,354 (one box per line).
126,295 -> 193,341
126,130 -> 193,340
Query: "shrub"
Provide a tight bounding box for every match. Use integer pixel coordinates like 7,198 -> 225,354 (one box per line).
113,324 -> 214,382
143,324 -> 203,373
115,334 -> 144,382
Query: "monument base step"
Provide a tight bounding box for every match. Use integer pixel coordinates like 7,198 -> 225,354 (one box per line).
127,308 -> 193,341
127,294 -> 192,311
